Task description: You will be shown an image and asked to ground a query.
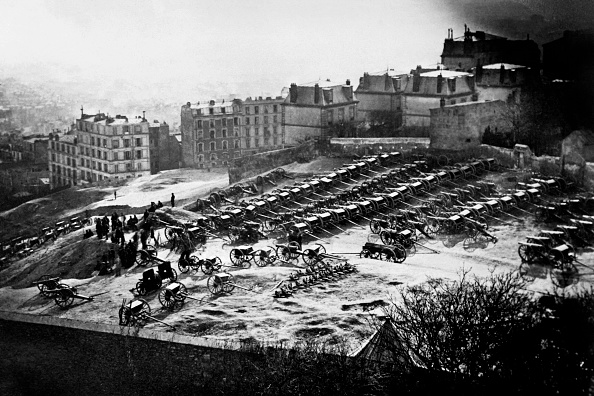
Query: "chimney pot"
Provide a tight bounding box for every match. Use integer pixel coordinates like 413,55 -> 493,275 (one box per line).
346,79 -> 351,86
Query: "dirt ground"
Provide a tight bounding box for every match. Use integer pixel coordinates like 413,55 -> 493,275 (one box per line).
0,157 -> 593,352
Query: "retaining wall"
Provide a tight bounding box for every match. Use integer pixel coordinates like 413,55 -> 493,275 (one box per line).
228,141 -> 318,184
0,311 -> 253,395
329,137 -> 430,157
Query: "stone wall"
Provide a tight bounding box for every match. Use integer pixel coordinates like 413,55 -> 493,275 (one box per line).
329,137 -> 429,157
0,311 -> 251,395
228,141 -> 317,184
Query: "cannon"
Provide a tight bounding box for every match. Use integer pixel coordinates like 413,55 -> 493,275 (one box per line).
32,275 -> 68,297
229,245 -> 278,267
380,228 -> 417,256
360,242 -> 406,263
135,262 -> 177,296
45,285 -> 99,309
158,281 -> 201,310
178,255 -> 222,275
206,273 -> 255,295
118,299 -> 174,328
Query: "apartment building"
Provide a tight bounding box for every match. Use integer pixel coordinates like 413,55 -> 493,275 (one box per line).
48,132 -> 78,188
355,70 -> 406,124
75,110 -> 170,183
180,99 -> 242,168
241,96 -> 285,155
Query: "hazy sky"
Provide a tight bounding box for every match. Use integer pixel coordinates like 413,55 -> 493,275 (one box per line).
0,0 -> 589,101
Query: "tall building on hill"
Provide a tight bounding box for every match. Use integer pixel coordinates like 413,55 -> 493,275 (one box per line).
441,25 -> 540,72
241,96 -> 285,155
180,99 -> 242,168
473,63 -> 536,103
74,109 -> 171,183
282,79 -> 358,144
48,132 -> 78,188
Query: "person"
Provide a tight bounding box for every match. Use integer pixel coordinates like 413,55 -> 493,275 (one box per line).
114,190 -> 117,200
157,201 -> 164,208
139,228 -> 148,250
171,193 -> 175,208
148,202 -> 157,213
143,209 -> 149,220
83,229 -> 94,239
96,219 -> 102,239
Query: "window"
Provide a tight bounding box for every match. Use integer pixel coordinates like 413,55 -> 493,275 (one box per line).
264,106 -> 269,113
234,128 -> 239,137
113,152 -> 118,160
197,154 -> 204,162
327,110 -> 334,125
91,137 -> 95,146
264,116 -> 268,124
136,150 -> 142,159
222,118 -> 227,127
273,105 -> 278,113
273,115 -> 277,123
123,126 -> 130,133
92,149 -> 96,158
222,129 -> 227,138
136,138 -> 142,147
197,130 -> 203,138
197,120 -> 202,129
349,106 -> 355,120
450,99 -> 457,105
86,159 -> 90,168
51,153 -> 56,161
210,130 -> 215,139
197,143 -> 203,152
210,153 -> 217,161
245,127 -> 251,137
221,107 -> 226,114
234,117 -> 239,126
222,141 -> 228,150
137,163 -> 142,170
103,139 -> 107,147
104,164 -> 108,172
210,142 -> 215,151
255,116 -> 259,124
209,108 -> 214,115
124,139 -> 130,148
86,148 -> 90,156
246,106 -> 250,115
245,117 -> 250,125
51,141 -> 55,149
338,108 -> 345,122
67,158 -> 71,166
103,151 -> 107,160
273,136 -> 278,146
246,140 -> 251,148
126,163 -> 132,171
125,151 -> 131,160
273,126 -> 278,134
255,127 -> 260,136
112,139 -> 119,148
234,140 -> 240,149
255,106 -> 259,114
210,120 -> 215,128
255,138 -> 259,147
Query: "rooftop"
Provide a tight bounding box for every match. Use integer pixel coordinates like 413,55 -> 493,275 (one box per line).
482,63 -> 528,70
420,70 -> 472,78
440,99 -> 504,108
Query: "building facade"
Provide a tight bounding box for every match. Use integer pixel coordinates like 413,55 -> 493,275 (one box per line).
441,26 -> 540,72
241,96 -> 285,155
48,132 -> 78,188
282,79 -> 358,144
429,100 -> 507,150
180,99 -> 242,168
401,68 -> 476,128
474,63 -> 535,103
355,71 -> 406,125
75,110 -> 170,183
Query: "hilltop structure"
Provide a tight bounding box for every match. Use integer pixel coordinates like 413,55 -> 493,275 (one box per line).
441,25 -> 540,72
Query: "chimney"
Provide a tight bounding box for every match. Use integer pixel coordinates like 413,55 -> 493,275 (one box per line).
289,83 -> 298,103
346,79 -> 350,86
142,110 -> 146,121
499,64 -> 505,84
440,97 -> 446,108
436,73 -> 443,93
80,105 -> 84,118
186,102 -> 191,107
314,83 -> 320,104
475,64 -> 483,83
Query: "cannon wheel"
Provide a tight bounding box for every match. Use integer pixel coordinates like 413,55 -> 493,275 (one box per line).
302,249 -> 320,266
135,299 -> 152,326
36,275 -> 54,297
369,220 -> 382,234
550,262 -> 579,288
380,231 -> 394,245
389,244 -> 407,263
262,218 -> 277,232
158,282 -> 187,310
228,228 -> 241,243
222,274 -> 236,293
54,288 -> 75,309
202,257 -> 222,275
426,218 -> 441,236
164,227 -> 178,241
518,244 -> 535,263
255,248 -> 276,267
178,256 -> 192,274
406,242 -> 417,258
207,276 -> 225,295
136,281 -> 147,296
229,249 -> 244,266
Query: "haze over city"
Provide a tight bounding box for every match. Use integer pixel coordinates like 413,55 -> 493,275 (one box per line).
1,0 -> 591,106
